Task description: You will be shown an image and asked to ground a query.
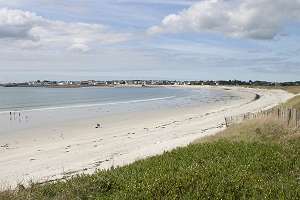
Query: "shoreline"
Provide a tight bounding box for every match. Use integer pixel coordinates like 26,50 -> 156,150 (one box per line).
0,86 -> 229,134
0,86 -> 295,189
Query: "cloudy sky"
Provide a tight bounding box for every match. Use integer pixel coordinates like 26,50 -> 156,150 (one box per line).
0,0 -> 300,83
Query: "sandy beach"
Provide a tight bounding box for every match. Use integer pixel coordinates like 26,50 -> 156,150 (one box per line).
0,86 -> 295,189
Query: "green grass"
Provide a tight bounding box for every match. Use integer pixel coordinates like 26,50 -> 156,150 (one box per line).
1,117 -> 300,199
1,140 -> 300,199
194,117 -> 299,144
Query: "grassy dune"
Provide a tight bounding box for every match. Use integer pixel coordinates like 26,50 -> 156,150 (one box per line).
194,117 -> 299,144
1,87 -> 300,199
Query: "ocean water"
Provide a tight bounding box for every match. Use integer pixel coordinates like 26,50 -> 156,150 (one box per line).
0,86 -> 231,133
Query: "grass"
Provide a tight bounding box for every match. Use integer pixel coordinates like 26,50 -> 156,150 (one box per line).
1,86 -> 300,199
1,116 -> 299,199
1,133 -> 300,199
193,117 -> 299,145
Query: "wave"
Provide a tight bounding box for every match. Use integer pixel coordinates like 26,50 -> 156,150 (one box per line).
0,95 -> 176,114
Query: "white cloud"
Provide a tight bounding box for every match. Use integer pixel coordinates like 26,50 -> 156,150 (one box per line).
0,8 -> 44,41
0,8 -> 134,51
148,0 -> 300,40
67,43 -> 90,53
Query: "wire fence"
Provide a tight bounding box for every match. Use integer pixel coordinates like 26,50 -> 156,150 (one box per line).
225,108 -> 300,128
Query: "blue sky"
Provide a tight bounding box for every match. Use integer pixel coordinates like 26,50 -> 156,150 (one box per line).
0,0 -> 300,83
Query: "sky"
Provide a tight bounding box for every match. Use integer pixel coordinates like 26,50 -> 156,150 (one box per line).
0,0 -> 300,83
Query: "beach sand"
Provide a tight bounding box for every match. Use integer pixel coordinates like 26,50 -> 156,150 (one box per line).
0,86 -> 295,189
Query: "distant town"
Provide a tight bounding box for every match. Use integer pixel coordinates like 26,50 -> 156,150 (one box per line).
0,79 -> 299,87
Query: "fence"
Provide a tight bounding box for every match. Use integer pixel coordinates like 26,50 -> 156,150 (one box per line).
225,108 -> 300,128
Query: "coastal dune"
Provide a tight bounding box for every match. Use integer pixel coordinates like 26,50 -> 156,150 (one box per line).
0,86 -> 294,189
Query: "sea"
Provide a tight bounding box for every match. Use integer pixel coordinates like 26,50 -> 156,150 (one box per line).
0,86 -> 231,134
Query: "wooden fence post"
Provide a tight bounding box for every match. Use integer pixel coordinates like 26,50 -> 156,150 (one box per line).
224,108 -> 299,129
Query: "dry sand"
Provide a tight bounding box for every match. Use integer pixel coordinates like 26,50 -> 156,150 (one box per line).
0,86 -> 295,189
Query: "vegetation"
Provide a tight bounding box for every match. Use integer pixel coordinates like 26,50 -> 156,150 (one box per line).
1,86 -> 300,199
194,116 -> 299,143
2,126 -> 300,199
1,121 -> 299,199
